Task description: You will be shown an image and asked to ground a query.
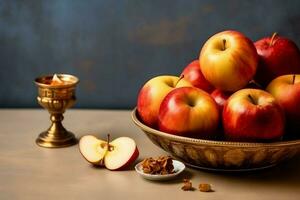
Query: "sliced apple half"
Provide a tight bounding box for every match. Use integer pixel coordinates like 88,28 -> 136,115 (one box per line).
79,135 -> 139,170
79,135 -> 108,166
104,137 -> 139,170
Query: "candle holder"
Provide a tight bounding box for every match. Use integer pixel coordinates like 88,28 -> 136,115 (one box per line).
34,74 -> 79,148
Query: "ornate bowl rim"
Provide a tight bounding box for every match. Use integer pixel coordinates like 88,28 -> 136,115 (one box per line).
131,108 -> 300,148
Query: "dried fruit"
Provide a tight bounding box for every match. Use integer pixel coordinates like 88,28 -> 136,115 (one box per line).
198,183 -> 212,192
181,179 -> 194,191
141,156 -> 174,175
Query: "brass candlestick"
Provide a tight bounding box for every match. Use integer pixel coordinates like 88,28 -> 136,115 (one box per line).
34,74 -> 79,148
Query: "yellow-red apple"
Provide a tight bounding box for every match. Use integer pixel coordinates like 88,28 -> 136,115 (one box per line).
137,75 -> 192,128
200,30 -> 258,92
180,60 -> 214,93
158,87 -> 219,139
223,89 -> 285,142
267,74 -> 300,125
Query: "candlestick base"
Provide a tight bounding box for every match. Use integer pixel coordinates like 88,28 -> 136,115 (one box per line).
36,130 -> 77,148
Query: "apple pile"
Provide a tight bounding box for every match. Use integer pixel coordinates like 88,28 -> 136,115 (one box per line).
137,30 -> 300,142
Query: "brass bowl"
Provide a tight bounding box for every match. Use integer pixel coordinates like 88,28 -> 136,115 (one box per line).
131,108 -> 300,171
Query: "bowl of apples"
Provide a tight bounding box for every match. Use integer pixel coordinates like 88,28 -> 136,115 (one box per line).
132,30 -> 300,171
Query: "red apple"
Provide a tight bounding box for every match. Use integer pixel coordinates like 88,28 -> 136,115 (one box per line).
137,75 -> 192,128
267,74 -> 300,123
180,60 -> 214,93
210,89 -> 232,140
254,33 -> 300,86
211,89 -> 232,112
223,89 -> 285,142
158,87 -> 219,139
79,135 -> 139,170
200,30 -> 258,92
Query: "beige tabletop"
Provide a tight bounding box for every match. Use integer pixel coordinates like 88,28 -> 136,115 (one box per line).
0,109 -> 300,200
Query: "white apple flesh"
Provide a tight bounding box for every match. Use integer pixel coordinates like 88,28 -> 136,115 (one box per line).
79,135 -> 107,165
104,137 -> 139,170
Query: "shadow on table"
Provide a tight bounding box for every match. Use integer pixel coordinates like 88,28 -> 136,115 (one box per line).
142,170 -> 195,185
202,155 -> 300,189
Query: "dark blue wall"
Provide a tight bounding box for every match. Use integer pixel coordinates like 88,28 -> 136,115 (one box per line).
1,0 -> 300,108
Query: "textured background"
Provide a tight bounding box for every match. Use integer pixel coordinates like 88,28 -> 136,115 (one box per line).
1,0 -> 300,108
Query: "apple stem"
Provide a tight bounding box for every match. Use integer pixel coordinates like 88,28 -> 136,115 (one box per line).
248,94 -> 256,105
222,39 -> 226,51
107,134 -> 111,151
292,74 -> 296,84
269,32 -> 277,47
175,75 -> 184,87
249,80 -> 263,88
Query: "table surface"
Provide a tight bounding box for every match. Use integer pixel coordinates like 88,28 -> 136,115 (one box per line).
1,109 -> 300,200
